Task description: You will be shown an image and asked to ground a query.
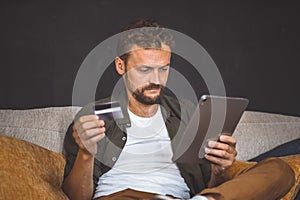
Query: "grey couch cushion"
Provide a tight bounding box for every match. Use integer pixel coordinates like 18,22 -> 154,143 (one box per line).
0,106 -> 81,153
234,111 -> 300,160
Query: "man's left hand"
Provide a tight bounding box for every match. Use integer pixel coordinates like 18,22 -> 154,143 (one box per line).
204,135 -> 237,177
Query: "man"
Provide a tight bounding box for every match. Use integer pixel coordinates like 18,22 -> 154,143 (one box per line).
63,19 -> 295,200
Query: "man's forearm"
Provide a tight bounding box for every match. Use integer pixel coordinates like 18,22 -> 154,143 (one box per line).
63,149 -> 95,200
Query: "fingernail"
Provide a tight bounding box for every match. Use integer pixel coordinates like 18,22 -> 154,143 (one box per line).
220,135 -> 226,140
205,147 -> 211,154
208,141 -> 216,147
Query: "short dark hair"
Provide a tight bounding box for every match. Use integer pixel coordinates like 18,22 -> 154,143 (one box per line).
117,19 -> 174,65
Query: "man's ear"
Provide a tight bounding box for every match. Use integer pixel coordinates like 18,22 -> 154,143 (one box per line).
115,57 -> 126,75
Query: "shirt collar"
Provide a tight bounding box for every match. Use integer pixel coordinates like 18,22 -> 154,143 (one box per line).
111,89 -> 172,128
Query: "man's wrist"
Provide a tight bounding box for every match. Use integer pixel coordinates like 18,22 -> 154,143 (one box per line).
78,148 -> 94,161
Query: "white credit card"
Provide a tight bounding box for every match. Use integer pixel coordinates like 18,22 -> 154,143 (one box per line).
93,101 -> 124,120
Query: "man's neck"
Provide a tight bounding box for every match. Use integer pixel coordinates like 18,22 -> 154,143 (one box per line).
128,96 -> 158,118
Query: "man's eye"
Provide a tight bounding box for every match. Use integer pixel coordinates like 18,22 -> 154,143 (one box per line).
159,66 -> 169,71
138,68 -> 151,73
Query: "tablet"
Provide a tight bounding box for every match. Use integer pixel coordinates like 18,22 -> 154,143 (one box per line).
172,95 -> 249,163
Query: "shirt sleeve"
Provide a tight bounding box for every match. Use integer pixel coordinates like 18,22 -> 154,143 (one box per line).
63,121 -> 78,180
62,102 -> 111,193
62,104 -> 97,187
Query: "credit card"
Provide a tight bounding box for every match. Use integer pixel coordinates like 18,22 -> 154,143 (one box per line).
93,101 -> 124,120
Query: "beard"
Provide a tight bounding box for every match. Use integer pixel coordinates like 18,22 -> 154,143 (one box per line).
132,83 -> 164,105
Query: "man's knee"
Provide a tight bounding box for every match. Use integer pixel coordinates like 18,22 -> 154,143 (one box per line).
262,157 -> 295,188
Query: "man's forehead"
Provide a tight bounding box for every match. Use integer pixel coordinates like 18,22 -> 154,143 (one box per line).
127,47 -> 171,62
125,48 -> 171,68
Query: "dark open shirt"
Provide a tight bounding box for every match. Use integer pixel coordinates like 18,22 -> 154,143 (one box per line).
63,91 -> 211,197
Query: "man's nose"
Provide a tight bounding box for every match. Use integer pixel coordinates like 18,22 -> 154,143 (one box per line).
149,70 -> 161,85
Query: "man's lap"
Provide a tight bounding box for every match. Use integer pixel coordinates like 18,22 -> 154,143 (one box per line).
95,157 -> 294,200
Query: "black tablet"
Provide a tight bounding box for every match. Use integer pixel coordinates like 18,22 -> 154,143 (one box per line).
172,95 -> 249,163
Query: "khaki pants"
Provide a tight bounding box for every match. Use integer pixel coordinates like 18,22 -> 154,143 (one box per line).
96,158 -> 295,200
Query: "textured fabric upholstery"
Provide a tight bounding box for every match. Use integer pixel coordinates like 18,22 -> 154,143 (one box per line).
234,111 -> 300,160
0,135 -> 68,199
0,106 -> 81,153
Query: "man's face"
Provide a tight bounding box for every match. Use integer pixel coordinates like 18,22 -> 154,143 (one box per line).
120,46 -> 171,105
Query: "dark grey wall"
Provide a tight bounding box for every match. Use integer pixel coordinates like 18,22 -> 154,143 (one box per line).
1,0 -> 300,116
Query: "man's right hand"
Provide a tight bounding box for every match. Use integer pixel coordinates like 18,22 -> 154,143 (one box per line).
73,115 -> 106,156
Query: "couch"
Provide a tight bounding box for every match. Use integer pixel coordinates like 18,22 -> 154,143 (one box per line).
0,106 -> 299,200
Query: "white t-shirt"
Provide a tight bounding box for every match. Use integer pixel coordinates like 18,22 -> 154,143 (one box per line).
93,106 -> 190,199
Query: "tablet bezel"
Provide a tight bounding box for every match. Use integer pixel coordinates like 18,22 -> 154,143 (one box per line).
172,95 -> 249,163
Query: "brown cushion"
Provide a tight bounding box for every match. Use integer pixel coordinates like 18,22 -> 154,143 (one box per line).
230,155 -> 300,200
0,135 -> 68,199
